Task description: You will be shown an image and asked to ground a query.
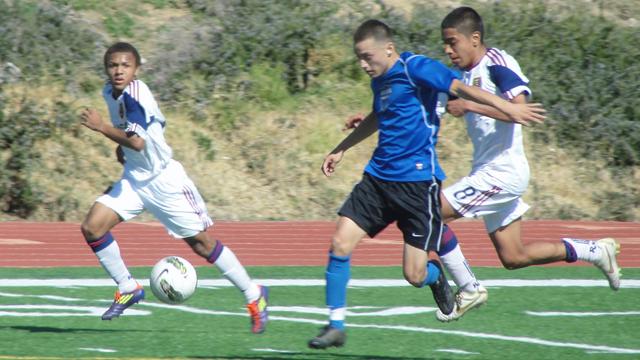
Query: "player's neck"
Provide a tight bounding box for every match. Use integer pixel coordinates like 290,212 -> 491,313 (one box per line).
467,46 -> 487,71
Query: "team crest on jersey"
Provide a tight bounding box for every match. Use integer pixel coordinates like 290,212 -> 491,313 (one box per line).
472,77 -> 482,87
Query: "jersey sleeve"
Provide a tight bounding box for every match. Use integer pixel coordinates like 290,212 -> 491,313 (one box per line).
123,80 -> 163,138
486,51 -> 531,100
404,55 -> 460,93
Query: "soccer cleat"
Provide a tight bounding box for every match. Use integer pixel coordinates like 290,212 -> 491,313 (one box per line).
594,238 -> 621,291
308,326 -> 346,349
428,259 -> 455,315
246,285 -> 269,334
436,285 -> 488,322
101,285 -> 145,320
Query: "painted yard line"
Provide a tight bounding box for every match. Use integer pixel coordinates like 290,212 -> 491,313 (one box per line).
118,301 -> 640,354
527,310 -> 640,317
0,278 -> 639,288
1,292 -> 638,355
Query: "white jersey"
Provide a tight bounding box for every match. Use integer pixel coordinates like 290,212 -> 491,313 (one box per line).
460,48 -> 531,194
103,79 -> 173,183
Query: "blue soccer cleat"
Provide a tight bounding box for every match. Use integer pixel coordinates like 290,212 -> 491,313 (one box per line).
246,285 -> 269,334
101,285 -> 145,320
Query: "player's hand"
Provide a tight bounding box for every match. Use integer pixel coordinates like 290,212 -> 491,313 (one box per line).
80,108 -> 105,132
322,151 -> 344,177
446,99 -> 467,117
116,145 -> 126,165
343,113 -> 365,131
507,102 -> 546,126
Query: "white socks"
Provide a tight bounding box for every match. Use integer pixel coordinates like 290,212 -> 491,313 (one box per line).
95,241 -> 138,293
563,238 -> 603,263
213,246 -> 261,303
439,244 -> 480,293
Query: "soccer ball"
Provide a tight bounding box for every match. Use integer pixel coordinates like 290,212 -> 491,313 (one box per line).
150,256 -> 198,304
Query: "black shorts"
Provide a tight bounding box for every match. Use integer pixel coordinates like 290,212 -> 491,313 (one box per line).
338,172 -> 443,251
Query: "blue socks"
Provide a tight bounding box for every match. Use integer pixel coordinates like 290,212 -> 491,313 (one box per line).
326,252 -> 350,330
423,260 -> 441,286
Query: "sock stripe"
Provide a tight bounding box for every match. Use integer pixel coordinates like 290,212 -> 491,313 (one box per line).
563,239 -> 578,263
89,232 -> 114,253
207,240 -> 224,264
437,226 -> 459,256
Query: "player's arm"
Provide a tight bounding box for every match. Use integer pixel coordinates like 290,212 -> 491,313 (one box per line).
322,112 -> 378,177
447,93 -> 537,125
448,79 -> 545,125
80,108 -> 145,151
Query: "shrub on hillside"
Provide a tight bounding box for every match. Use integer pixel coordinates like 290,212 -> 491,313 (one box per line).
0,1 -> 104,85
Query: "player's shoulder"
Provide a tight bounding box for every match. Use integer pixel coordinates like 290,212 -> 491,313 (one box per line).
102,81 -> 113,97
485,47 -> 521,68
125,79 -> 155,103
401,51 -> 435,65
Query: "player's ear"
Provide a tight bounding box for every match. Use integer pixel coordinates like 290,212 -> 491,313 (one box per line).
385,42 -> 394,56
471,31 -> 482,47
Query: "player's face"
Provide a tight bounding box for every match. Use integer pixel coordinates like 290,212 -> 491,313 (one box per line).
442,27 -> 479,70
354,38 -> 394,78
105,52 -> 138,95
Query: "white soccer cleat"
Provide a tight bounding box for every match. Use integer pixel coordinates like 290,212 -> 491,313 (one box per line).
594,238 -> 621,291
436,285 -> 488,322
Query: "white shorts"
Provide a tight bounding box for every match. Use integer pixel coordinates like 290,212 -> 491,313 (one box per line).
97,160 -> 214,238
442,170 -> 529,233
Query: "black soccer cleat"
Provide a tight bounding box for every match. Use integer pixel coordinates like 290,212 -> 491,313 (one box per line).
308,326 -> 346,349
428,259 -> 455,315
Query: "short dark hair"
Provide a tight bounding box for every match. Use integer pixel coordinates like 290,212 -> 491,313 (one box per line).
441,7 -> 484,42
353,19 -> 393,44
103,42 -> 141,69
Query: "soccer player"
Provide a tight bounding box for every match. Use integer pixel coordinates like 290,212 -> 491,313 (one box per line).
433,7 -> 621,321
308,19 -> 546,349
79,42 -> 269,334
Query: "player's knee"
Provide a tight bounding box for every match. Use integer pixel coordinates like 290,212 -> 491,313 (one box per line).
330,236 -> 352,257
80,221 -> 101,242
499,256 -> 527,270
403,268 -> 426,288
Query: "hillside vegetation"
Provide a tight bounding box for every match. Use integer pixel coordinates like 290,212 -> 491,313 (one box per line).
0,0 -> 638,222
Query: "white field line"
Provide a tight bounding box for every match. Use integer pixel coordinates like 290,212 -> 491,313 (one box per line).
0,278 -> 639,288
1,289 -> 639,355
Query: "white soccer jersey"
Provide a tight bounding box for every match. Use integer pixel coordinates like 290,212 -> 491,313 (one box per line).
460,47 -> 532,194
103,79 -> 173,183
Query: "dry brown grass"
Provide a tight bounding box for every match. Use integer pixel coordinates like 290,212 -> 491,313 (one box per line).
5,0 -> 638,222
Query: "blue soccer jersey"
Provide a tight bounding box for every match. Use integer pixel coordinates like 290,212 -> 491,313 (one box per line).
365,52 -> 459,182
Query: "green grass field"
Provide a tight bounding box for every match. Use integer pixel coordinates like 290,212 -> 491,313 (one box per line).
1,266 -> 639,360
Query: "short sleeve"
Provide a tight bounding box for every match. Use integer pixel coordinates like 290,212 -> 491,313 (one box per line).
404,55 -> 460,93
488,65 -> 531,100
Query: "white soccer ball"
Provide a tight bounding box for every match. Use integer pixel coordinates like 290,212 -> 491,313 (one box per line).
150,256 -> 198,304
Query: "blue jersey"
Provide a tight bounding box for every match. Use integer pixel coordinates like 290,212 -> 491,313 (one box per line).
365,52 -> 459,182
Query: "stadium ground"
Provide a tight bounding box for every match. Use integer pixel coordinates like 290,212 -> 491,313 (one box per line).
0,220 -> 638,267
1,220 -> 639,359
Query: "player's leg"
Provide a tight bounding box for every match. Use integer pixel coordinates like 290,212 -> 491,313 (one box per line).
402,242 -> 454,315
394,179 -> 455,316
81,180 -> 145,320
145,161 -> 269,332
184,231 -> 268,333
562,237 -> 621,290
435,186 -> 487,322
489,218 -> 566,269
310,173 -> 386,349
309,216 -> 367,349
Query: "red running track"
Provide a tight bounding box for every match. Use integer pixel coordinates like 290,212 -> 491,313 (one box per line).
0,220 -> 639,268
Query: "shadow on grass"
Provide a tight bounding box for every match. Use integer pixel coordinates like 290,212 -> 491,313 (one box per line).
193,354 -> 448,360
4,325 -> 149,333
